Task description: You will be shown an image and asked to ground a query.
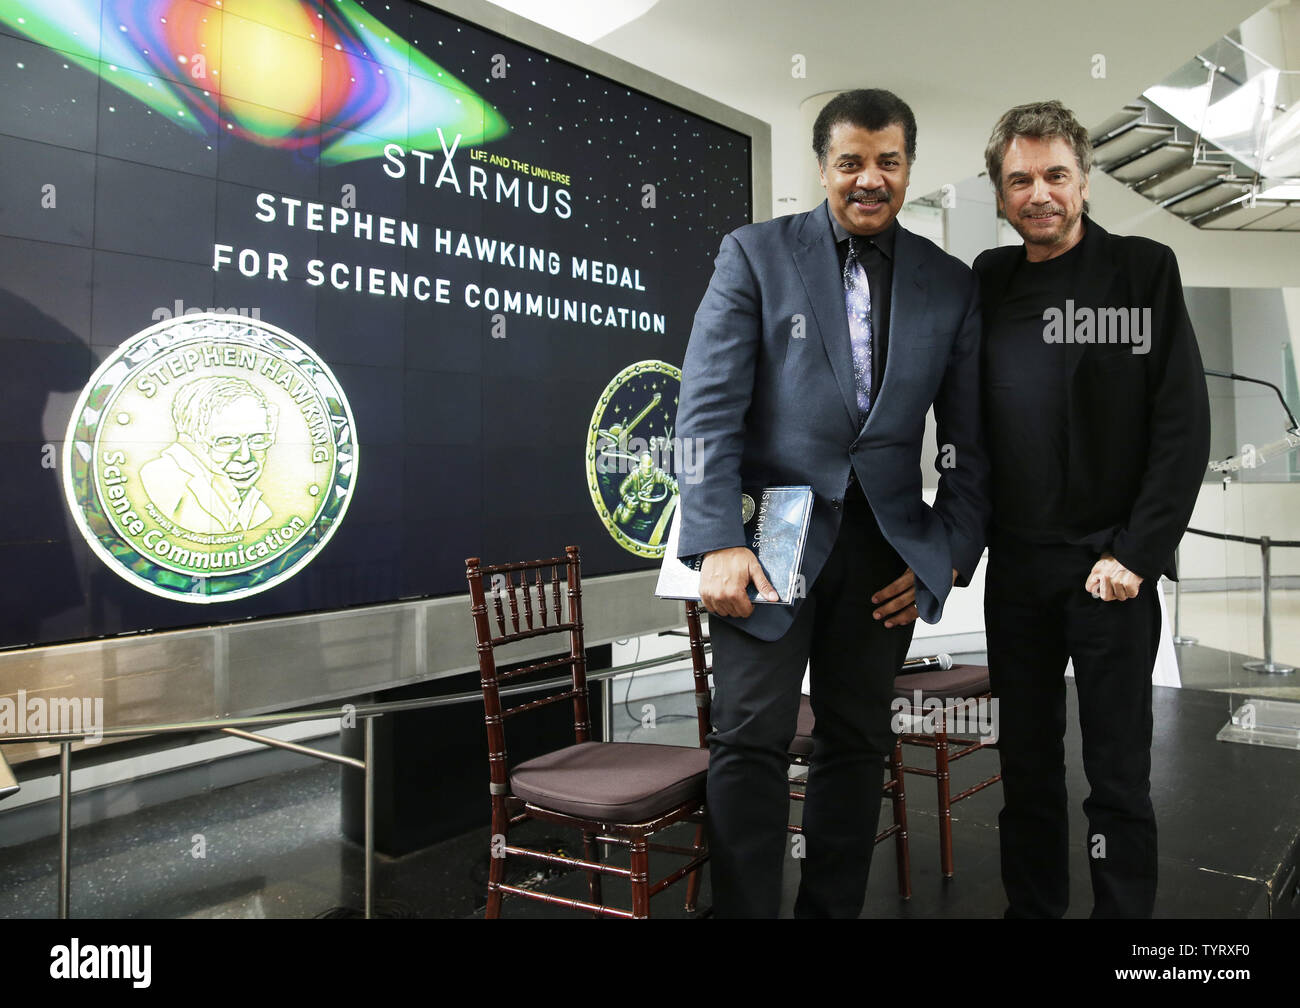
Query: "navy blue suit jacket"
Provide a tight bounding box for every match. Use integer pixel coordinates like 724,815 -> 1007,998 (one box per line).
676,202 -> 990,641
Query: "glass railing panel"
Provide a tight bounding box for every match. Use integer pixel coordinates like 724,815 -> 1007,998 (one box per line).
1202,65 -> 1278,172
1143,55 -> 1217,135
1260,71 -> 1300,177
1143,36 -> 1296,183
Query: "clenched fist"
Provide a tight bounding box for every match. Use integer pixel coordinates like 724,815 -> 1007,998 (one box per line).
1085,552 -> 1143,602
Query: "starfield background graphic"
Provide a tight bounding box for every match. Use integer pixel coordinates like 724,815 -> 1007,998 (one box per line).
0,0 -> 751,649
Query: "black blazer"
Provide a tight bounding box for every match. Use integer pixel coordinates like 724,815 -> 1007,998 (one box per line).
972,216 -> 1211,581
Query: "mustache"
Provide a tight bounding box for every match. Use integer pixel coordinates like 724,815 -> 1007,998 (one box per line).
848,189 -> 890,203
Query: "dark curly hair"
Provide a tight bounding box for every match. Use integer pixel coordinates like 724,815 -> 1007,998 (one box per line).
812,89 -> 917,166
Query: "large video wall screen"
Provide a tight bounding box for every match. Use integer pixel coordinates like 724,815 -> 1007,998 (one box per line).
0,0 -> 751,649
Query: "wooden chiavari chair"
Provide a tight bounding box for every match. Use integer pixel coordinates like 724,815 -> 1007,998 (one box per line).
466,546 -> 709,918
894,663 -> 1001,878
788,702 -> 912,900
682,600 -> 911,907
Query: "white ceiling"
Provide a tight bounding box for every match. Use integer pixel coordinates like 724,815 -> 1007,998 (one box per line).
484,0 -> 659,43
480,0 -> 1300,285
581,0 -> 1269,212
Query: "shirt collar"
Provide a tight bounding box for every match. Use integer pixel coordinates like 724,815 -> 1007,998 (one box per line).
827,201 -> 897,260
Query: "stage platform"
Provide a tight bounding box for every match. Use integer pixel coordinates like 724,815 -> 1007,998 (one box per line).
458,678 -> 1300,918
0,680 -> 1296,918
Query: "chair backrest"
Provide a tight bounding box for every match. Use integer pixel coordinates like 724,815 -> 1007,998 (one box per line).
465,546 -> 591,794
683,601 -> 713,748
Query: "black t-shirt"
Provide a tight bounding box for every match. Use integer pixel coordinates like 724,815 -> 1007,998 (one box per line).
985,241 -> 1086,542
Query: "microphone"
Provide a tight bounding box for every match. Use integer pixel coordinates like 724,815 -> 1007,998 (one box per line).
900,653 -> 952,673
1204,370 -> 1300,474
1209,428 -> 1300,473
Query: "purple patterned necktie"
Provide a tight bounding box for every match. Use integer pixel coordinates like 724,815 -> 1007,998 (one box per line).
844,236 -> 874,425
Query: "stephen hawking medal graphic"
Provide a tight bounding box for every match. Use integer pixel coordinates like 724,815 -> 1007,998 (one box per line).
586,361 -> 686,559
63,315 -> 358,602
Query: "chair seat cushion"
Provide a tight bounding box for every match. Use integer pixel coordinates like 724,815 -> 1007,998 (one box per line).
893,663 -> 990,701
511,741 -> 708,824
789,695 -> 815,756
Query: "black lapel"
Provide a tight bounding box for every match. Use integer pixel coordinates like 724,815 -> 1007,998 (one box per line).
1064,216 -> 1124,380
862,225 -> 927,434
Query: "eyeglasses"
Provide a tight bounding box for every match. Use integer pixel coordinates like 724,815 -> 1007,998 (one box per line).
207,432 -> 274,454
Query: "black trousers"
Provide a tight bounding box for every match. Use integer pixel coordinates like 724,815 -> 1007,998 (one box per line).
706,478 -> 914,918
985,533 -> 1161,918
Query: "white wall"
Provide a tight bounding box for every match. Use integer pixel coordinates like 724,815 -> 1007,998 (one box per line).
1228,288 -> 1299,482
1183,481 -> 1300,578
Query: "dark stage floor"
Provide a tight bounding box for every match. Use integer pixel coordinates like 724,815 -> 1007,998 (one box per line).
0,679 -> 1297,919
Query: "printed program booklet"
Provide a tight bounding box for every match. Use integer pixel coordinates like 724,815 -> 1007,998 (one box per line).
655,486 -> 814,604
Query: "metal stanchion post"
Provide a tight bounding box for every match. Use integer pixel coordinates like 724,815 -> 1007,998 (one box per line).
1172,546 -> 1198,646
0,747 -> 18,801
1243,535 -> 1295,675
364,715 -> 375,919
600,677 -> 615,863
1,651 -> 697,918
58,742 -> 71,919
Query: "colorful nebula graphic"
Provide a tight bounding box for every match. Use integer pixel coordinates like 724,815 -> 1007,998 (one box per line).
0,0 -> 509,161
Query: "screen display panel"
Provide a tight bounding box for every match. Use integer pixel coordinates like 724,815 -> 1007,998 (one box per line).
0,0 -> 752,649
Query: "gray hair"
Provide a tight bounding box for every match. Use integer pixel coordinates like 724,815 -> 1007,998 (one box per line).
172,376 -> 277,441
985,99 -> 1092,203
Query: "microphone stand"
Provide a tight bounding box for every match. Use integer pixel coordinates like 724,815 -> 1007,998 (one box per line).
1204,368 -> 1300,473
1201,368 -> 1298,674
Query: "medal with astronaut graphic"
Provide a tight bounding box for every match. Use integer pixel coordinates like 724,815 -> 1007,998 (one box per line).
585,360 -> 687,558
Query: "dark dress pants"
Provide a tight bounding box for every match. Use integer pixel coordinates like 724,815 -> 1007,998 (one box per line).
705,479 -> 914,918
985,533 -> 1161,918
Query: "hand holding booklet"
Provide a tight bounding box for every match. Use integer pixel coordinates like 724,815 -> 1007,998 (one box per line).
655,486 -> 814,604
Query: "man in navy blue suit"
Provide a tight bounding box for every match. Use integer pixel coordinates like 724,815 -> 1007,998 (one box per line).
676,89 -> 990,917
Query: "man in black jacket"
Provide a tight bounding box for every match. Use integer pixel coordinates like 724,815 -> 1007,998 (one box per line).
973,100 -> 1210,918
